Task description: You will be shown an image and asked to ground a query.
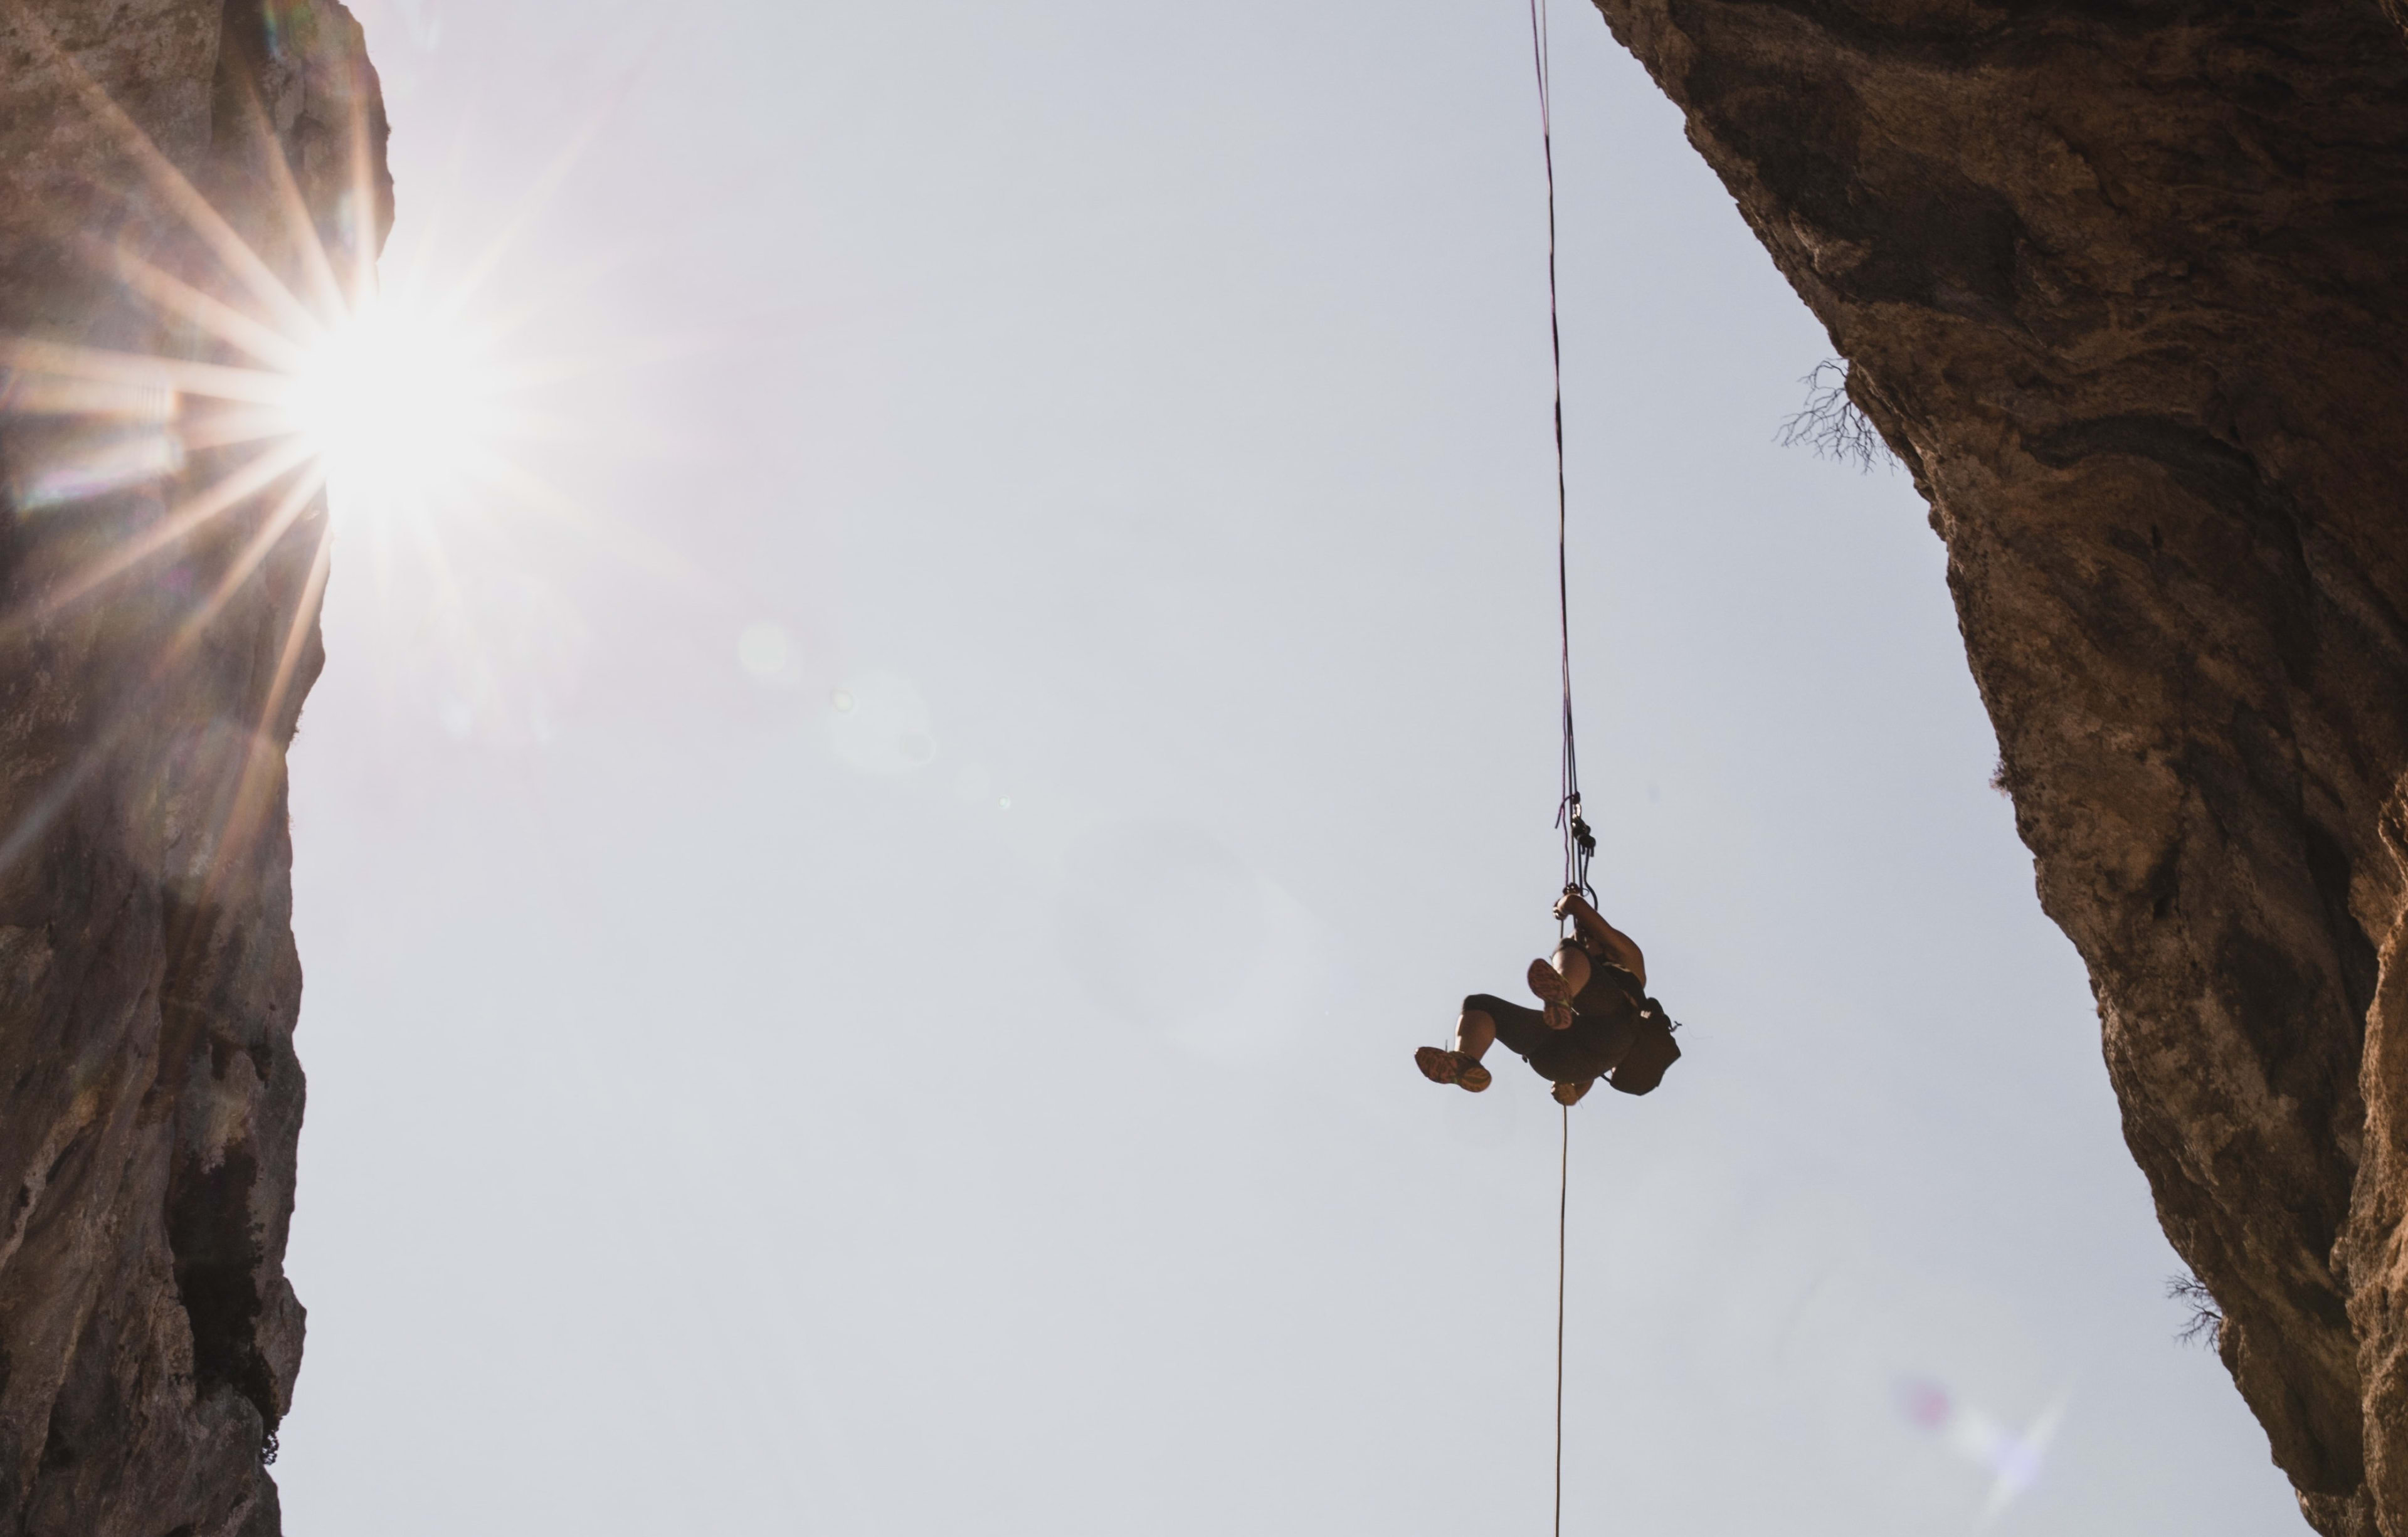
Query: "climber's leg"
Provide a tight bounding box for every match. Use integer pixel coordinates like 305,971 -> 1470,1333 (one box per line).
1417,993 -> 1544,1092
1466,993 -> 1553,1060
1526,941 -> 1591,1030
1415,1000 -> 1496,1092
1454,1006 -> 1496,1062
1526,940 -> 1593,1003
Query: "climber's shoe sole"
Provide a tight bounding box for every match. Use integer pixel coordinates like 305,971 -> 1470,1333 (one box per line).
1416,1047 -> 1492,1092
1526,957 -> 1573,1005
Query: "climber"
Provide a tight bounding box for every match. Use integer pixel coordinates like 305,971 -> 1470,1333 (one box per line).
1415,888 -> 1680,1105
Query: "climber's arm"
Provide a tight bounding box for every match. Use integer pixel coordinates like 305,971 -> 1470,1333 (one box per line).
1554,890 -> 1647,987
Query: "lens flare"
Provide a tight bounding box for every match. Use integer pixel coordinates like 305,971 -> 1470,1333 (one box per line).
0,0 -> 652,880
278,293 -> 499,524
1893,1374 -> 2070,1523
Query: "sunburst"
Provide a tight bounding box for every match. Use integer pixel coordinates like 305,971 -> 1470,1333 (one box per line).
0,1 -> 581,877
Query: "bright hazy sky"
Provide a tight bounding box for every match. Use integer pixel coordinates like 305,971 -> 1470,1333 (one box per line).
277,1 -> 2302,1531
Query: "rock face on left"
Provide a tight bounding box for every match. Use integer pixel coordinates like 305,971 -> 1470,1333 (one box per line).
0,4 -> 387,1533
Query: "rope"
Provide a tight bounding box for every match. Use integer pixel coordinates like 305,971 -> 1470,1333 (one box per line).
1530,13 -> 1584,1529
1529,0 -> 1597,909
1555,1101 -> 1570,1537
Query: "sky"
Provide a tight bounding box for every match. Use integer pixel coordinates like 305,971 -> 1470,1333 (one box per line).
271,1 -> 2308,1531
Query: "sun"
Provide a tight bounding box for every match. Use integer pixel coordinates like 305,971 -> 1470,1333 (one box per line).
0,0 -> 540,544
277,290 -> 503,525
0,1 -> 622,754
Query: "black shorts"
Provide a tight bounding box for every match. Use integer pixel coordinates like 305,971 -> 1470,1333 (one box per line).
1465,992 -> 1640,1085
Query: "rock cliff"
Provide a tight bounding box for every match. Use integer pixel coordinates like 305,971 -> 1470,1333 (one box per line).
0,3 -> 385,1533
1581,0 -> 2408,1528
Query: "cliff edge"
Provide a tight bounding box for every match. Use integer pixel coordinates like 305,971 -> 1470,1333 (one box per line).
0,3 -> 386,1532
1583,0 -> 2408,1528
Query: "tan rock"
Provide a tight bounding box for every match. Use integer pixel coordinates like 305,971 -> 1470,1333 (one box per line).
1583,0 -> 2408,1527
0,3 -> 386,1531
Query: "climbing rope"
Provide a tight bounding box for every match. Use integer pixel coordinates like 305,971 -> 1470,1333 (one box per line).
1555,1102 -> 1570,1537
1531,6 -> 1585,1533
1530,0 -> 1597,910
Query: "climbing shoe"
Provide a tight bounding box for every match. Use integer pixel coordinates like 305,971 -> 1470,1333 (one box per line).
1415,1047 -> 1491,1092
1543,999 -> 1574,1032
1552,1078 -> 1593,1107
1551,939 -> 1593,997
1526,956 -> 1572,1003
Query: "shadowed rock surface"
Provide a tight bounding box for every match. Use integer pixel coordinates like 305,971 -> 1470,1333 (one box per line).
1580,0 -> 2408,1528
0,3 -> 385,1532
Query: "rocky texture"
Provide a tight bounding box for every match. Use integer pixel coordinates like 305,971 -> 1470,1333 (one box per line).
0,3 -> 385,1533
1579,0 -> 2408,1527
